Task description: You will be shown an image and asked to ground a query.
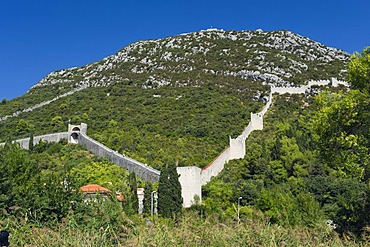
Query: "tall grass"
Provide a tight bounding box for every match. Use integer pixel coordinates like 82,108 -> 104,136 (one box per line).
1,212 -> 363,246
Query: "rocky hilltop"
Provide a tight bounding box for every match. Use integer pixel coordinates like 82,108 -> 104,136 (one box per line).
31,28 -> 349,93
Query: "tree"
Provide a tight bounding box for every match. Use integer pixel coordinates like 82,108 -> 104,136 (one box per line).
313,87 -> 370,180
28,132 -> 34,152
143,182 -> 153,215
312,47 -> 370,180
157,163 -> 183,218
348,46 -> 370,92
50,116 -> 63,128
124,172 -> 138,215
16,119 -> 35,136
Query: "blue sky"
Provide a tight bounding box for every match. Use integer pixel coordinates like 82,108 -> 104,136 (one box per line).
1,0 -> 369,99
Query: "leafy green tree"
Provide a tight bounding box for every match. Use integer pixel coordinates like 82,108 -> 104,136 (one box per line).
28,132 -> 34,152
306,176 -> 370,234
348,46 -> 370,92
50,115 -> 63,128
15,119 -> 34,135
312,90 -> 370,180
256,184 -> 323,227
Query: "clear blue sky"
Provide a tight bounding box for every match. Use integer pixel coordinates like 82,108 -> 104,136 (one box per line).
1,0 -> 369,99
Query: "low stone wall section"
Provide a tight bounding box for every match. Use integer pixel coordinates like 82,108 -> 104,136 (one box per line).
0,86 -> 87,122
78,133 -> 160,182
0,132 -> 68,149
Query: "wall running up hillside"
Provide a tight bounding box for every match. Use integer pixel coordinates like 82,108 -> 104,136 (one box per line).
197,77 -> 349,190
0,86 -> 87,122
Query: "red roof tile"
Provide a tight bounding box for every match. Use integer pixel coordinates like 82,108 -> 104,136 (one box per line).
80,184 -> 111,193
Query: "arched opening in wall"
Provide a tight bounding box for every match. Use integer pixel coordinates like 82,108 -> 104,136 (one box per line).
70,133 -> 79,144
72,127 -> 81,132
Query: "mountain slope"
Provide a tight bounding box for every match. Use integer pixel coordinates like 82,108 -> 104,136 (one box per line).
0,29 -> 350,168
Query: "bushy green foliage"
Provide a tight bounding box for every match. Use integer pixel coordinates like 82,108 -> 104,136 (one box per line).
312,90 -> 370,179
142,182 -> 154,215
0,141 -> 133,225
2,211 -> 360,246
0,83 -> 265,170
203,76 -> 370,236
348,46 -> 370,92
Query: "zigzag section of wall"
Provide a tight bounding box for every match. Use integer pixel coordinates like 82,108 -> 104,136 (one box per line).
198,77 -> 349,187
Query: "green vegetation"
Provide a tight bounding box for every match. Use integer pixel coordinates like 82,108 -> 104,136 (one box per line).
202,47 -> 370,241
2,212 -> 361,246
0,32 -> 367,245
0,81 -> 267,169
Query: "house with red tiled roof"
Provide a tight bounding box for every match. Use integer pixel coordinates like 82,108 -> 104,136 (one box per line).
80,184 -> 123,202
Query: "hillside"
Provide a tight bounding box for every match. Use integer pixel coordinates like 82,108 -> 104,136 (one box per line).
0,29 -> 349,169
1,29 -> 369,243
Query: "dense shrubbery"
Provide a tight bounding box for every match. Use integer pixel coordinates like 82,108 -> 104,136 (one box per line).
0,141 -> 131,224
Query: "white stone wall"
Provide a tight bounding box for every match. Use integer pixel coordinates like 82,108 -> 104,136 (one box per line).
201,147 -> 231,185
177,166 -> 202,207
250,113 -> 263,130
200,91 -> 273,188
272,78 -> 349,95
229,137 -> 245,160
271,86 -> 308,95
260,91 -> 273,117
0,86 -> 87,122
0,78 -> 349,209
0,132 -> 69,149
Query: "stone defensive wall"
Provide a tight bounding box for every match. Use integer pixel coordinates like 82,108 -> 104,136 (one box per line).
201,147 -> 230,185
78,132 -> 160,182
177,166 -> 202,208
272,77 -> 349,95
199,91 -> 272,186
196,77 -> 348,192
0,132 -> 68,149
